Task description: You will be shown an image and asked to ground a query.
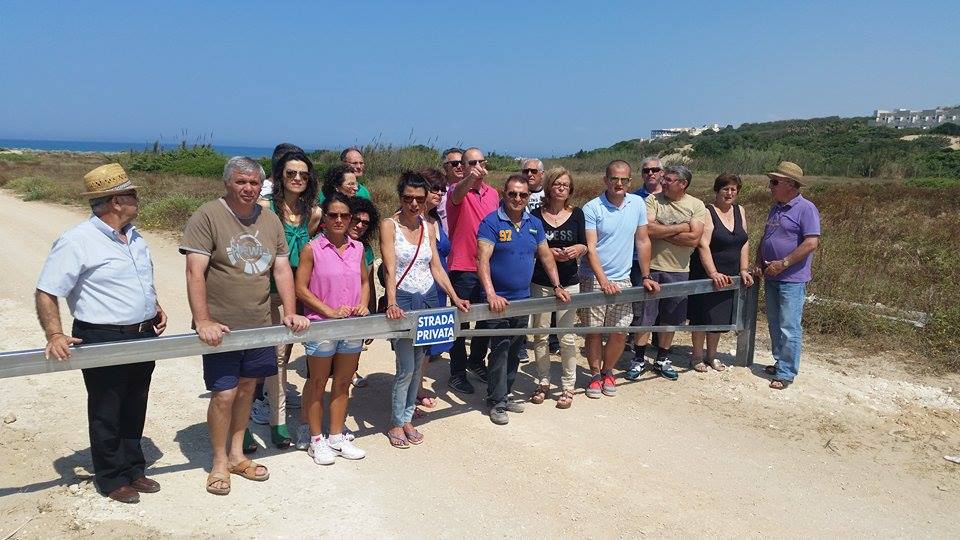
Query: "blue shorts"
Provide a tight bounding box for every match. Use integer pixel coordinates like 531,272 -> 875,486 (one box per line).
202,346 -> 278,392
304,339 -> 363,357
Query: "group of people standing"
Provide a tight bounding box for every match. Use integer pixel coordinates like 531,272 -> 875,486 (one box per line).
33,142 -> 820,503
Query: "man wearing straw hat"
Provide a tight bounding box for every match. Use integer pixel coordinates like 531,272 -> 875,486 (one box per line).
35,163 -> 168,504
757,161 -> 821,390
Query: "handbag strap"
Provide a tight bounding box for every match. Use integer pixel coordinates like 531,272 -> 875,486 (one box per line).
395,217 -> 424,289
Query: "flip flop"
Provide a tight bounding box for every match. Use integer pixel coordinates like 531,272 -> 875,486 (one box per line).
769,379 -> 791,390
691,360 -> 709,373
708,359 -> 727,372
229,459 -> 269,481
387,431 -> 410,449
416,393 -> 437,408
206,472 -> 230,496
403,426 -> 424,445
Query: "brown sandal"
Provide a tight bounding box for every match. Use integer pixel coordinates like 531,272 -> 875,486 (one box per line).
691,359 -> 709,373
556,389 -> 573,409
228,459 -> 269,481
206,472 -> 230,495
530,385 -> 548,404
770,379 -> 790,390
708,358 -> 726,372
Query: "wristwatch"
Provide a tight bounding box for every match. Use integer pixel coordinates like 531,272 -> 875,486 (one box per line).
552,285 -> 563,291
641,275 -> 653,281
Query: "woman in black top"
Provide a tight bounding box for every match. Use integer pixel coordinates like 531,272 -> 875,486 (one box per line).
688,173 -> 754,372
530,167 -> 587,409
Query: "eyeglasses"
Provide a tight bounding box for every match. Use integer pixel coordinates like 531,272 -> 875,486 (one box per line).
641,167 -> 662,174
521,168 -> 540,175
552,183 -> 571,189
607,176 -> 631,184
429,185 -> 447,194
661,176 -> 684,184
401,195 -> 427,204
115,193 -> 139,202
443,160 -> 463,168
506,191 -> 531,200
283,170 -> 310,179
466,159 -> 486,166
325,212 -> 352,221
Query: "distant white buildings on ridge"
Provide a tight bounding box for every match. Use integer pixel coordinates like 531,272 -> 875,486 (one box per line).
870,106 -> 959,129
650,123 -> 721,140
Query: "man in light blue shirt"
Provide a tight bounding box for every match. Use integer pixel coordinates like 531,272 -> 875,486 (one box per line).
35,163 -> 167,504
579,160 -> 659,399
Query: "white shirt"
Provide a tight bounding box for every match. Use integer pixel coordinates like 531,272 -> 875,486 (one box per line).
37,216 -> 158,325
526,188 -> 545,212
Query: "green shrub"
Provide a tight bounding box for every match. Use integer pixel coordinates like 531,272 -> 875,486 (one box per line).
931,122 -> 960,136
0,152 -> 39,162
904,177 -> 960,188
121,147 -> 227,177
6,176 -> 62,201
137,194 -> 206,229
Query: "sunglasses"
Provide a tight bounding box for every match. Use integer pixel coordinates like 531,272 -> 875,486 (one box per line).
401,194 -> 427,204
466,159 -> 486,166
641,167 -> 662,174
325,212 -> 352,221
429,185 -> 447,194
521,168 -> 540,175
769,178 -> 791,186
444,160 -> 463,168
353,218 -> 371,227
284,170 -> 310,179
506,191 -> 531,199
607,176 -> 631,184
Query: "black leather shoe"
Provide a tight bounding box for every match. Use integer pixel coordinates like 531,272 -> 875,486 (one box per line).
130,476 -> 160,493
448,374 -> 475,394
107,485 -> 140,503
466,363 -> 489,384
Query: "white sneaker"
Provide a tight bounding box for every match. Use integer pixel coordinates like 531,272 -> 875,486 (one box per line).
308,437 -> 335,465
328,436 -> 365,460
250,398 -> 270,425
295,424 -> 310,451
342,426 -> 356,442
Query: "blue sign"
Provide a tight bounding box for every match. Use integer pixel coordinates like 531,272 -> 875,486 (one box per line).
413,308 -> 457,346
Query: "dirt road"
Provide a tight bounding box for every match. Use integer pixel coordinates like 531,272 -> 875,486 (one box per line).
0,190 -> 958,538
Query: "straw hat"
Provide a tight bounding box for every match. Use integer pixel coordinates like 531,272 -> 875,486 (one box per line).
765,161 -> 805,187
81,163 -> 138,198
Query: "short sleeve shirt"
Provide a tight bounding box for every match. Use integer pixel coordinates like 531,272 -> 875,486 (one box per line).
477,207 -> 547,301
446,181 -> 500,272
579,193 -> 648,282
179,199 -> 288,330
531,207 -> 586,287
760,193 -> 821,283
646,192 -> 708,273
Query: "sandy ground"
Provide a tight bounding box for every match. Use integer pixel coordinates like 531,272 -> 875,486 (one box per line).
0,190 -> 958,539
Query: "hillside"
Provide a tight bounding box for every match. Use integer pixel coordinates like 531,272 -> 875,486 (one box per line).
555,116 -> 960,179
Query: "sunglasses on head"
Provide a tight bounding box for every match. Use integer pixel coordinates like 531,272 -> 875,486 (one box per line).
506,191 -> 531,199
466,159 -> 486,166
521,168 -> 540,175
283,170 -> 310,179
401,194 -> 426,204
641,167 -> 662,174
325,212 -> 352,221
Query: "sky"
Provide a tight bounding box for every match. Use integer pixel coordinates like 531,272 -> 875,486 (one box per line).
1,0 -> 958,157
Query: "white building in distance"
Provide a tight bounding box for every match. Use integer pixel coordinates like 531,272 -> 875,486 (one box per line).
870,106 -> 959,129
650,123 -> 721,140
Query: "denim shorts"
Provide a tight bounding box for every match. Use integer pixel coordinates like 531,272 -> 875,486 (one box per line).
202,346 -> 278,392
304,339 -> 364,357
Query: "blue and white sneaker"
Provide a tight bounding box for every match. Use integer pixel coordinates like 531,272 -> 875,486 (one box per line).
654,359 -> 679,381
624,358 -> 646,381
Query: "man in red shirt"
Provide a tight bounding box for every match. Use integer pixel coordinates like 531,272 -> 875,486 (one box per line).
445,147 -> 500,394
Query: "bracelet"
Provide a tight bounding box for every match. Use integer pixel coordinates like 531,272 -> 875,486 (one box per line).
387,304 -> 400,310
553,284 -> 563,290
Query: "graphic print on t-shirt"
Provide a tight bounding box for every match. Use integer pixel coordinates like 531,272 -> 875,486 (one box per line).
226,230 -> 272,274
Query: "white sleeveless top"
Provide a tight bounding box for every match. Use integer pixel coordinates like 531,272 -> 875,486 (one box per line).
392,217 -> 434,294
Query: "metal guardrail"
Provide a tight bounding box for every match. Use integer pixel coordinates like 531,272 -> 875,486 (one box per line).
0,277 -> 759,379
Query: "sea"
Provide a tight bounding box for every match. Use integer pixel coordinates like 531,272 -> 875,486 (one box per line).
0,138 -> 274,158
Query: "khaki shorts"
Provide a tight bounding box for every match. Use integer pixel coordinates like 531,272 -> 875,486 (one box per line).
579,276 -> 633,328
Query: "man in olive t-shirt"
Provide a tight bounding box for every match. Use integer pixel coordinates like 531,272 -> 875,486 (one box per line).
180,157 -> 308,495
628,165 -> 706,381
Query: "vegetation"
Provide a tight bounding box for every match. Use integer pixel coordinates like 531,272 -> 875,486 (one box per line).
552,116 -> 960,180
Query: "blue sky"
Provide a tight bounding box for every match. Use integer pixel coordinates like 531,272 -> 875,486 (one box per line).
1,0 -> 957,156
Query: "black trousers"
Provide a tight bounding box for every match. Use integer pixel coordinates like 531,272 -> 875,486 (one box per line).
448,271 -> 490,376
485,315 -> 528,407
73,321 -> 156,494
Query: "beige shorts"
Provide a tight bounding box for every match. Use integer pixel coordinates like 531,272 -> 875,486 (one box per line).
579,277 -> 633,328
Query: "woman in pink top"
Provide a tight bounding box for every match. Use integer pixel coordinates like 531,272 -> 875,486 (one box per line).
295,193 -> 370,465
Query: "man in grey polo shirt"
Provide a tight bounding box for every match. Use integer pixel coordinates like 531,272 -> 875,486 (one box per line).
35,163 -> 168,504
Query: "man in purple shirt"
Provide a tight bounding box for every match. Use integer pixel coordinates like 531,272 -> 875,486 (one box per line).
757,161 -> 821,390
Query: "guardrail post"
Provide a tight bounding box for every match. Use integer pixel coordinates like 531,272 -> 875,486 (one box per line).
733,283 -> 759,367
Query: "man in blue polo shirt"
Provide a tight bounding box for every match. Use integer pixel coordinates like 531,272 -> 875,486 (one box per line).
477,175 -> 571,425
580,160 -> 660,399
